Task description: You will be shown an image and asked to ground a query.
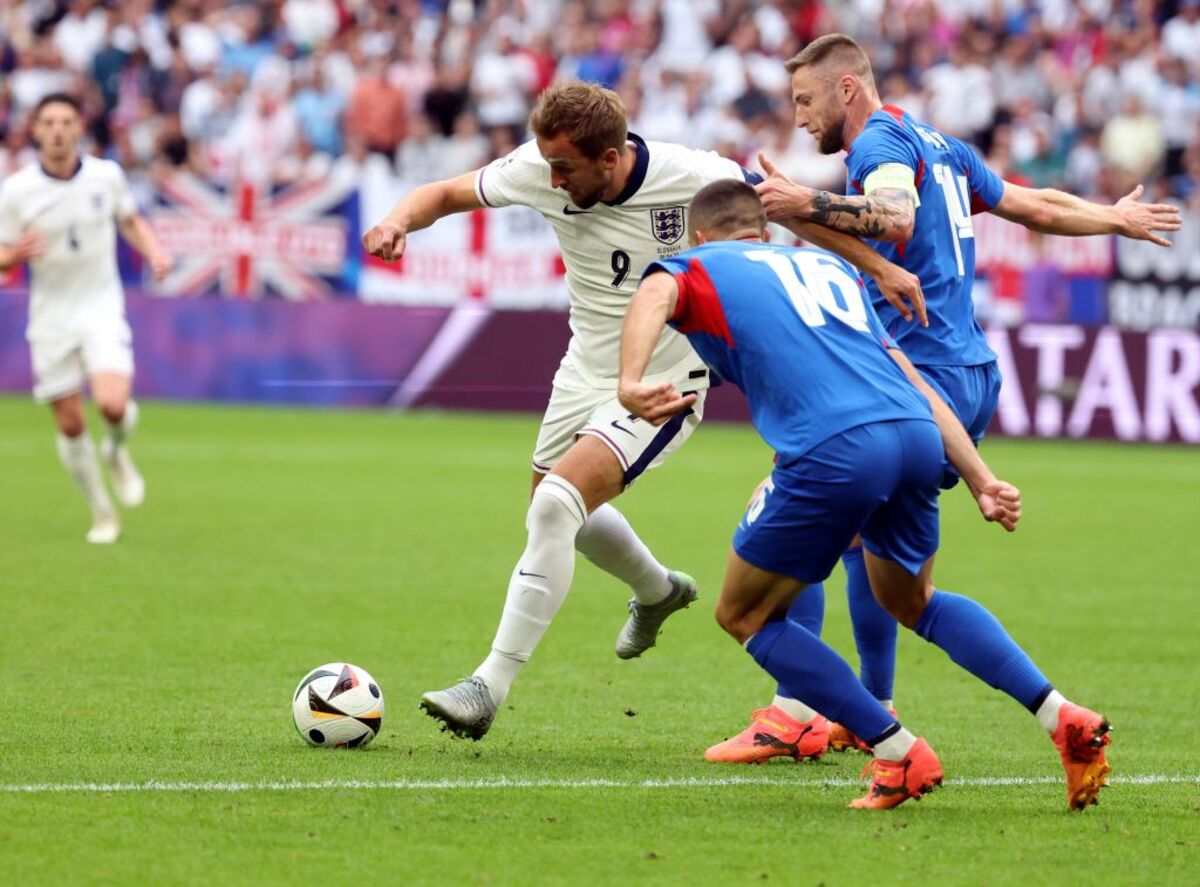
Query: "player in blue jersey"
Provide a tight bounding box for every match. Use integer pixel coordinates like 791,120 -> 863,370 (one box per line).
707,33 -> 1180,764
619,179 -> 1112,810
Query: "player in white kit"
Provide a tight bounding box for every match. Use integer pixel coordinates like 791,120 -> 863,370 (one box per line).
362,81 -> 923,739
0,94 -> 172,543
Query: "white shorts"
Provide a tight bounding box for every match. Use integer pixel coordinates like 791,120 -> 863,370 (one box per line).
30,318 -> 134,403
531,370 -> 707,488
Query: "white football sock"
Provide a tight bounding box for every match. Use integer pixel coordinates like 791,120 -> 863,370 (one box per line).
879,698 -> 894,711
474,475 -> 588,706
872,726 -> 918,762
56,432 -> 115,516
104,399 -> 138,447
575,503 -> 672,605
771,694 -> 820,724
1035,689 -> 1067,733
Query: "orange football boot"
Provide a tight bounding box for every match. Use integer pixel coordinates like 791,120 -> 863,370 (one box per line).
829,708 -> 898,753
848,738 -> 943,810
1051,703 -> 1112,810
704,706 -> 830,763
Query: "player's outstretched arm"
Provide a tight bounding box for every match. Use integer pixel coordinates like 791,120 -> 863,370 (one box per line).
887,347 -> 1021,532
118,214 -> 173,281
776,217 -> 928,326
755,153 -> 915,243
993,182 -> 1182,246
618,271 -> 697,425
361,170 -> 483,262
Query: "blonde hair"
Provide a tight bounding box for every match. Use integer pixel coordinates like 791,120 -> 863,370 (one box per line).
785,33 -> 875,86
528,81 -> 627,159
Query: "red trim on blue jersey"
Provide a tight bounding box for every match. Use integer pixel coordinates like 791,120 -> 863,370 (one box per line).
670,259 -> 734,347
882,104 -> 907,125
962,165 -> 991,214
850,178 -> 863,194
915,157 -> 926,188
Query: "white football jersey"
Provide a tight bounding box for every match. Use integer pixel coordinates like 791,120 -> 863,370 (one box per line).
0,156 -> 137,341
475,135 -> 752,388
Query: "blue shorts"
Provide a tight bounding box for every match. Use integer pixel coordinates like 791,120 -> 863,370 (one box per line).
917,361 -> 1001,488
734,419 -> 943,582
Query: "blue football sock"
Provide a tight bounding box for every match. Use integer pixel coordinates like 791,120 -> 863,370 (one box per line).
775,583 -> 824,701
844,548 -> 897,702
747,618 -> 897,743
914,590 -> 1053,712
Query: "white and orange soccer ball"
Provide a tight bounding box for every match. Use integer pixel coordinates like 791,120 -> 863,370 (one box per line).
292,663 -> 384,748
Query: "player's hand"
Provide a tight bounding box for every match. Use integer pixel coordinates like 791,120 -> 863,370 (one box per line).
974,479 -> 1022,532
872,261 -> 928,327
149,251 -> 173,282
1113,185 -> 1182,247
618,379 -> 697,426
755,152 -> 815,222
14,231 -> 47,262
362,222 -> 407,262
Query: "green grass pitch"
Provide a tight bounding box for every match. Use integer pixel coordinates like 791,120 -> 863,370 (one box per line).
1,395 -> 1198,884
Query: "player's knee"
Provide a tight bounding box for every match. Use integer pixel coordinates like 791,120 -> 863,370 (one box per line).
887,583 -> 934,629
96,398 -> 125,425
714,600 -> 760,644
56,414 -> 86,438
525,475 -> 587,540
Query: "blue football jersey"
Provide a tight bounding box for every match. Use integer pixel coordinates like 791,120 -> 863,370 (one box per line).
647,241 -> 932,464
845,105 -> 1005,367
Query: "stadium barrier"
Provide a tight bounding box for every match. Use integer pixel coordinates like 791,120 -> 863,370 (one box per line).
1,292 -> 1196,444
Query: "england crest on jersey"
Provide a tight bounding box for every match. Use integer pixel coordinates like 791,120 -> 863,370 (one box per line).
651,206 -> 685,244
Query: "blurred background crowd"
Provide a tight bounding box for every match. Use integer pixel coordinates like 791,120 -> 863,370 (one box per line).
1,0 -> 1198,205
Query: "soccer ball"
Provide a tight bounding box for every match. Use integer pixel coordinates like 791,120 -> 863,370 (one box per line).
292,662 -> 384,748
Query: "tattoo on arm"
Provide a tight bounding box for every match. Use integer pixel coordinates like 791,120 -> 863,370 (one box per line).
808,188 -> 915,240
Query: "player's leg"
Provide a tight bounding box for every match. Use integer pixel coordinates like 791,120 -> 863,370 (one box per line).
50,392 -> 119,543
91,371 -> 144,507
861,418 -> 1111,809
85,321 -> 144,508
575,394 -> 705,659
35,338 -> 119,543
715,549 -> 938,804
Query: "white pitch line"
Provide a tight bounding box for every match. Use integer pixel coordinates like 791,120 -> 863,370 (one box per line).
1,774 -> 1196,794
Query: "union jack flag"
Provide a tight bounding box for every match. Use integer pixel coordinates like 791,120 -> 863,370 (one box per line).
149,174 -> 360,299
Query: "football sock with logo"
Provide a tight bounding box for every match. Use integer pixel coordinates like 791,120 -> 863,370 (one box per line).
746,618 -> 897,745
575,503 -> 672,605
913,590 -> 1053,712
771,583 -> 825,720
475,475 -> 587,705
844,547 -> 899,703
56,432 -> 115,517
103,398 -> 138,447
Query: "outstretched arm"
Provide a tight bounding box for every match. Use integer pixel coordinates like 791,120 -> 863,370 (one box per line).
992,182 -> 1181,246
361,170 -> 483,261
888,347 -> 1022,532
618,271 -> 697,424
756,154 -> 916,243
118,214 -> 173,281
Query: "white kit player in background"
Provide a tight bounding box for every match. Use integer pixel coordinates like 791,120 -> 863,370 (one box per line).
362,81 -> 922,740
0,94 -> 172,544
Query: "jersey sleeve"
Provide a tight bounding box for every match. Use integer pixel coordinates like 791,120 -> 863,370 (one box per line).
0,182 -> 19,244
949,136 -> 1005,214
474,141 -> 546,209
688,148 -> 758,188
846,120 -> 921,192
111,164 -> 138,220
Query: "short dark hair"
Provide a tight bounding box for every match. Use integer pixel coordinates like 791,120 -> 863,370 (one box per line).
34,92 -> 82,118
688,179 -> 766,240
528,80 -> 627,159
784,33 -> 874,85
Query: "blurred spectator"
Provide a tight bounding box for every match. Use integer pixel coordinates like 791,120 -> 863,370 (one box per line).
1162,0 -> 1200,60
1101,93 -> 1165,182
345,55 -> 407,159
293,65 -> 345,157
470,27 -> 536,136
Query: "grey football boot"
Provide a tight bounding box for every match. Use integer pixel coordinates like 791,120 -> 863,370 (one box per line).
420,676 -> 497,740
615,570 -> 699,660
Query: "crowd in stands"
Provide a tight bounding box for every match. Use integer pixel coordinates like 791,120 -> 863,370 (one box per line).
1,0 -> 1198,209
